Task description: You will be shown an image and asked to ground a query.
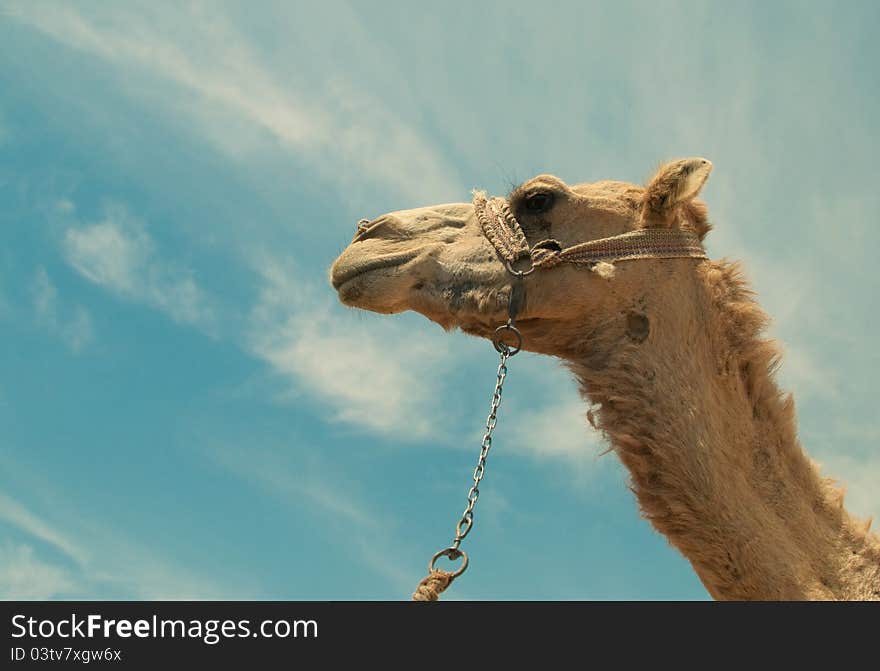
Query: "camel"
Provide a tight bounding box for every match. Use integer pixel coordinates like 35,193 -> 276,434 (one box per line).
329,158 -> 880,600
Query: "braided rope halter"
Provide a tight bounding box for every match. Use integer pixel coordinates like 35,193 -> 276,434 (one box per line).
411,190 -> 707,601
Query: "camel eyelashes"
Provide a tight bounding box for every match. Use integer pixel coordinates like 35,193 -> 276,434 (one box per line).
523,192 -> 554,214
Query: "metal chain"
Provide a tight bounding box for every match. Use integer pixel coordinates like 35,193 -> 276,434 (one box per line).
452,345 -> 511,549
417,278 -> 524,597
424,321 -> 521,584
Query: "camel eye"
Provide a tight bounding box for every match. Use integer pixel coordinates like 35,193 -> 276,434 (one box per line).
523,192 -> 553,214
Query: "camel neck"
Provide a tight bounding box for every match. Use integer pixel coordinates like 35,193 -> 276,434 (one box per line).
565,261 -> 880,600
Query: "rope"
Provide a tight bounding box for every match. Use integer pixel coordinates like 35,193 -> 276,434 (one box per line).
412,570 -> 455,601
473,191 -> 530,263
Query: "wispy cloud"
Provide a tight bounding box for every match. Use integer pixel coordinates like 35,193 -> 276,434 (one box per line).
816,453 -> 880,525
31,266 -> 94,352
0,488 -> 238,599
62,202 -> 215,332
508,399 -> 602,461
206,442 -> 414,594
0,543 -> 77,599
13,2 -> 480,442
0,491 -> 90,566
486,352 -> 609,474
57,200 -> 461,440
0,492 -> 83,599
247,256 -> 455,437
7,2 -> 463,204
209,442 -> 378,530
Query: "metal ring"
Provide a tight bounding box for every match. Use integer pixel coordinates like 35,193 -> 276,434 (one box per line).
505,259 -> 535,277
493,323 -> 523,356
429,547 -> 469,578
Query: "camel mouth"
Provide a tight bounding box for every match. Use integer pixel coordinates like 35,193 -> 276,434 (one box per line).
330,250 -> 420,290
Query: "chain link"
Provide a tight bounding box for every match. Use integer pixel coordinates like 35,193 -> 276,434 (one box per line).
451,345 -> 512,550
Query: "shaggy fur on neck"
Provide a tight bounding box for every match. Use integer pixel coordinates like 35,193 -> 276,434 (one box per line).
569,258 -> 880,600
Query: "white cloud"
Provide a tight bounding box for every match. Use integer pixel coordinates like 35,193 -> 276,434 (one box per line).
509,399 -> 601,461
59,208 -> 460,440
7,3 -> 463,204
210,443 -> 378,530
0,488 -> 237,599
247,257 -> 454,437
206,442 -> 414,595
31,266 -> 95,352
488,352 -> 609,472
247,257 -> 611,461
775,341 -> 841,405
64,219 -> 146,292
0,543 -> 77,599
62,204 -> 215,331
32,266 -> 59,314
816,453 -> 880,526
65,307 -> 95,351
0,491 -> 90,565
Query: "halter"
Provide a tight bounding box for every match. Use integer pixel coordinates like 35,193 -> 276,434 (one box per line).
472,189 -> 708,353
411,190 -> 708,601
473,190 -> 707,274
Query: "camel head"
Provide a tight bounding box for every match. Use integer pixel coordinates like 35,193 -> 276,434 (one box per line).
330,158 -> 713,357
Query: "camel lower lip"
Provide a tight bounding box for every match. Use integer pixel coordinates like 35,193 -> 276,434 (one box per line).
331,251 -> 419,289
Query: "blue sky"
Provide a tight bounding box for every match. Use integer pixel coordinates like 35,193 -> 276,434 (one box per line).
1,1 -> 878,600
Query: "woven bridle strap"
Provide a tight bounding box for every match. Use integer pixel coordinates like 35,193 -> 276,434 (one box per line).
473,191 -> 707,270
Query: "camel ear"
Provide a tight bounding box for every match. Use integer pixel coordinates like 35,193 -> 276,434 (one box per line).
642,158 -> 712,222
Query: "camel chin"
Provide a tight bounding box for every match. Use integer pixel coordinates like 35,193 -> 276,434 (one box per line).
331,267 -> 411,315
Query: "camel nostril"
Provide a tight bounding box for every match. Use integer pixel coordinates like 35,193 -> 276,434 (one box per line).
352,215 -> 399,243
353,218 -> 380,242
